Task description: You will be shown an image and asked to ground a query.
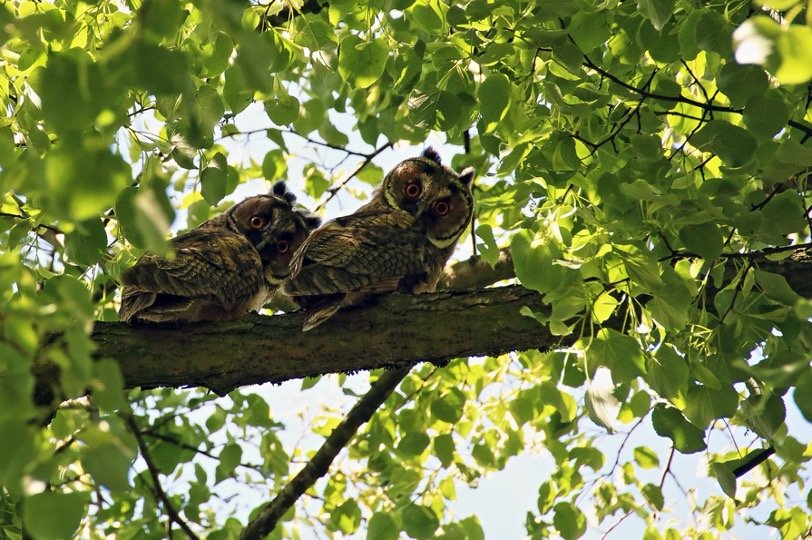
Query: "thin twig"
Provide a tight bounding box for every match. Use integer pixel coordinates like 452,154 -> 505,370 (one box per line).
142,430 -> 267,474
315,142 -> 393,212
582,55 -> 812,138
659,446 -> 675,489
281,129 -> 372,157
125,415 -> 200,540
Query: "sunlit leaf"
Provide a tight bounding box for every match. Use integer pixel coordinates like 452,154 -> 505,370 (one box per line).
23,492 -> 87,540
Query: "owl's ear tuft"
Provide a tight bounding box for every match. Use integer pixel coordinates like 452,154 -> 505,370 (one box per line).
272,181 -> 297,204
421,147 -> 442,165
304,214 -> 322,230
458,167 -> 475,185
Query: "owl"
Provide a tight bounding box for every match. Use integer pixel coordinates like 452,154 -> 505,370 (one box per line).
283,148 -> 475,331
119,182 -> 320,323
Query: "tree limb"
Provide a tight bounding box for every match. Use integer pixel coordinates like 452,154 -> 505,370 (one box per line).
89,284 -> 554,395
240,366 -> 410,539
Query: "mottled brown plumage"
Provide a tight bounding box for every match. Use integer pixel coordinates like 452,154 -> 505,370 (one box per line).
119,182 -> 320,323
284,148 -> 475,331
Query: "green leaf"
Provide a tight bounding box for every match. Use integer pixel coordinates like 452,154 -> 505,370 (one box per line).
0,420 -> 36,494
303,163 -> 330,199
794,371 -> 812,422
591,291 -> 618,323
761,190 -> 806,236
44,145 -> 132,221
134,41 -> 191,94
293,99 -> 326,135
477,73 -> 511,123
647,345 -> 688,400
398,432 -> 430,457
586,329 -> 646,384
401,504 -> 439,540
539,382 -> 577,422
717,63 -> 770,108
338,35 -> 388,89
678,224 -> 723,261
234,30 -> 275,92
695,10 -> 733,57
193,84 -> 226,139
91,358 -> 128,411
459,516 -> 485,540
553,502 -> 586,540
691,119 -> 758,168
634,446 -> 660,469
510,230 -> 568,294
37,49 -> 117,135
115,186 -> 172,253
265,95 -> 300,125
141,0 -> 186,39
330,500 -> 361,534
82,442 -> 133,493
64,218 -> 107,266
261,149 -> 287,181
201,152 -> 229,205
743,92 -> 789,139
642,483 -> 665,510
430,388 -> 465,424
742,392 -> 786,439
712,462 -> 737,498
775,25 -> 812,84
215,443 -> 242,484
684,384 -> 738,426
637,0 -> 675,31
755,270 -> 799,305
354,163 -> 384,187
569,10 -> 612,51
475,224 -> 501,267
433,434 -> 455,467
651,404 -> 706,454
23,492 -> 87,540
367,512 -> 398,540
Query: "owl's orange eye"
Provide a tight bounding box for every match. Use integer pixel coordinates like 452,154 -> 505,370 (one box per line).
404,182 -> 422,198
276,240 -> 289,253
434,200 -> 450,216
249,215 -> 265,229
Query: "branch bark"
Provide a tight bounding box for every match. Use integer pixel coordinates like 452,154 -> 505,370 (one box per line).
90,284 -> 553,395
29,246 -> 812,396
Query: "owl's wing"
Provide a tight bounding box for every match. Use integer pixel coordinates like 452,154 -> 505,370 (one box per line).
119,229 -> 264,322
285,210 -> 431,296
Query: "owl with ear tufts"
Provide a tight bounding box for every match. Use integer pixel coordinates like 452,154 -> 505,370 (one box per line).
119,182 -> 321,323
283,147 -> 475,331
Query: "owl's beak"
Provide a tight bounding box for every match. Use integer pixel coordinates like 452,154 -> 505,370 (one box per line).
254,227 -> 275,251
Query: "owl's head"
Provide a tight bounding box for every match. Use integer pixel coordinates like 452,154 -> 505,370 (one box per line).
383,148 -> 475,248
228,182 -> 321,283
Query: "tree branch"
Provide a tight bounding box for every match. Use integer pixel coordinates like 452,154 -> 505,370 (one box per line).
732,447 -> 776,478
240,366 -> 410,539
88,284 -> 554,395
125,415 -> 200,539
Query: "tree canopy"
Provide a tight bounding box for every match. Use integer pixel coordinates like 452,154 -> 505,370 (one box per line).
1,0 -> 811,538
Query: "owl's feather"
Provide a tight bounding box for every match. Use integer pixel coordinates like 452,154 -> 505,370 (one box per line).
119,184 -> 319,323
119,229 -> 265,323
284,148 -> 475,331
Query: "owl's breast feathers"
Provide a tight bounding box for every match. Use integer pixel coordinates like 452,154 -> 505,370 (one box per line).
119,228 -> 267,323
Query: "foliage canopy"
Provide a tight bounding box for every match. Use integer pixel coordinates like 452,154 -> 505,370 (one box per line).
0,0 -> 811,538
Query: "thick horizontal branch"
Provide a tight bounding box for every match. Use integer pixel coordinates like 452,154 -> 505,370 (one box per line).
29,246 -> 811,397
94,285 -> 552,395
